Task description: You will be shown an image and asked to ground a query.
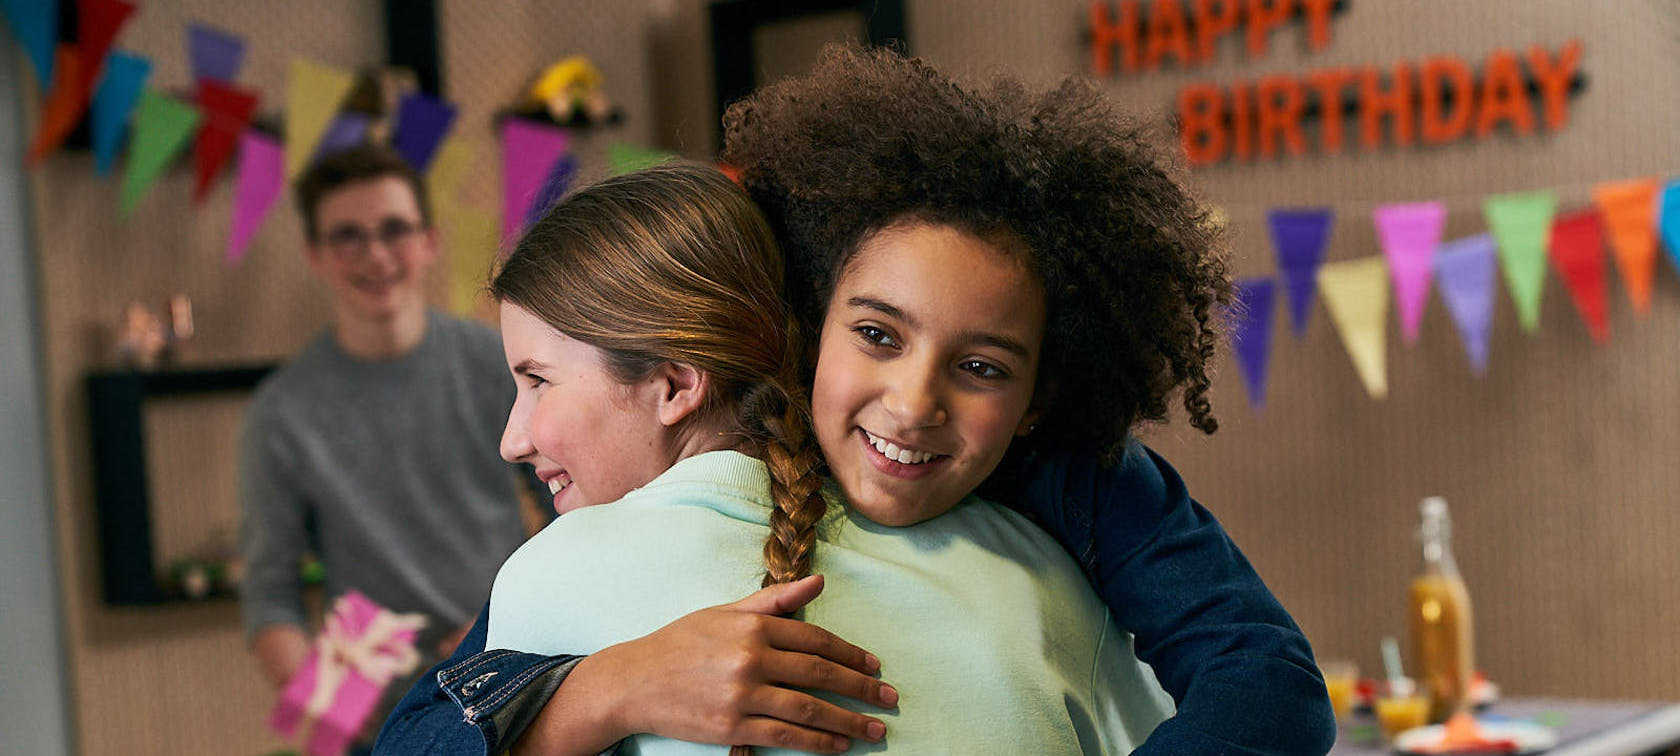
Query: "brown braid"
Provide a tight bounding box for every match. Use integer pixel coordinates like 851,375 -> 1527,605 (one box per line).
758,386 -> 828,588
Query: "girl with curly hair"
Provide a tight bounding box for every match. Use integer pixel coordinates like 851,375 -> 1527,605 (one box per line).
381,46 -> 1333,756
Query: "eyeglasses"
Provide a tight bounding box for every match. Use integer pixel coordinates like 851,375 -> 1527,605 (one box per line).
320,218 -> 427,259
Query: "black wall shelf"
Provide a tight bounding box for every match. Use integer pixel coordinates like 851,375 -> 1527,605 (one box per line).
87,363 -> 275,605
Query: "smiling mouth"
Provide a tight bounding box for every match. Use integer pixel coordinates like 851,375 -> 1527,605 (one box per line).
861,429 -> 941,465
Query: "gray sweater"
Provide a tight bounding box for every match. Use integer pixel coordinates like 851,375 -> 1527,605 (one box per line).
238,311 -> 535,689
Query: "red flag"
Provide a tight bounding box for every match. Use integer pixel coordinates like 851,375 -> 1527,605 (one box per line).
193,79 -> 260,203
1548,210 -> 1610,344
74,0 -> 137,98
27,45 -> 86,166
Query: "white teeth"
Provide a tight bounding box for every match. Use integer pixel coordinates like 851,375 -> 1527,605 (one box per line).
863,430 -> 935,465
548,477 -> 571,495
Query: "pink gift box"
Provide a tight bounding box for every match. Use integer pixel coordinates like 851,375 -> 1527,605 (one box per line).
269,591 -> 423,756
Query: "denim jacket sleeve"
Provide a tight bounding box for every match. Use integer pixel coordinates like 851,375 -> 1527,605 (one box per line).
374,600 -> 596,755
981,438 -> 1337,755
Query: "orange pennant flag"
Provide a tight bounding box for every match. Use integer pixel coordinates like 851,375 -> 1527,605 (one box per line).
27,45 -> 87,167
1591,178 -> 1659,316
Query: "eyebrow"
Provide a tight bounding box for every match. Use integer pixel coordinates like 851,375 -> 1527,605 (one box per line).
511,358 -> 545,376
845,296 -> 1033,359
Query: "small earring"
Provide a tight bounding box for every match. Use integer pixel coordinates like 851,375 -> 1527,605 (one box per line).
1027,423 -> 1038,433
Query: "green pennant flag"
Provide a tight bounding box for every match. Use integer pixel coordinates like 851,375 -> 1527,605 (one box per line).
608,143 -> 675,176
120,89 -> 202,218
1482,191 -> 1556,333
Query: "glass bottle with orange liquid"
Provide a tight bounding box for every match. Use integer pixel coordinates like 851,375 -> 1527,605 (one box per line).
1409,496 -> 1475,723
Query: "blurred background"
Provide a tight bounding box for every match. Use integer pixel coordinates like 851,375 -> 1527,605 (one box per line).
3,1 -> 1677,754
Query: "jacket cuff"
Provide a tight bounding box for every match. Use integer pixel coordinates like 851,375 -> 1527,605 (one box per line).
438,649 -> 590,753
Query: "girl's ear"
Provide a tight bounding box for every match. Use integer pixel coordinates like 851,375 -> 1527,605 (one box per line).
651,361 -> 711,427
1017,381 -> 1055,436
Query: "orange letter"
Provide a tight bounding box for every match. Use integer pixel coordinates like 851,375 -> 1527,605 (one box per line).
1299,0 -> 1336,50
1091,1 -> 1141,75
1195,0 -> 1239,63
1527,40 -> 1581,131
1256,75 -> 1307,158
1145,0 -> 1195,68
1178,84 -> 1228,165
1230,80 -> 1255,159
1418,56 -> 1473,144
1245,0 -> 1294,57
1305,67 -> 1354,153
1475,49 -> 1536,137
1360,63 -> 1414,149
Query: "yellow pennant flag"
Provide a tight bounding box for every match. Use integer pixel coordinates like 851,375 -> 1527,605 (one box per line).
285,59 -> 355,180
427,135 -> 478,215
1317,257 -> 1391,399
443,205 -> 501,320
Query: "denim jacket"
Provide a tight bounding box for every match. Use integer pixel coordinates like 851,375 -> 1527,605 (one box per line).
375,440 -> 1335,755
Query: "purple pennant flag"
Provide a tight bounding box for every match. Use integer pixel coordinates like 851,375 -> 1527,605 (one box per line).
227,131 -> 284,265
91,51 -> 150,175
311,112 -> 370,163
1266,208 -> 1333,337
1229,277 -> 1277,408
1373,201 -> 1447,345
391,92 -> 457,173
502,118 -> 571,243
187,23 -> 245,84
1434,234 -> 1497,375
524,153 -> 579,230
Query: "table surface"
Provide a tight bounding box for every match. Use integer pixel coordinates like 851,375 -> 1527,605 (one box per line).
1330,698 -> 1680,756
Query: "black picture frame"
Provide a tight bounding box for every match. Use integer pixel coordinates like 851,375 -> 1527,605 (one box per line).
708,0 -> 908,150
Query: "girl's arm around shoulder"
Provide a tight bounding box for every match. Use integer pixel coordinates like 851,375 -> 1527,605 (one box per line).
986,438 -> 1336,755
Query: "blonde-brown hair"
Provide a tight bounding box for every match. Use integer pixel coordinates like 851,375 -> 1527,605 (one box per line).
491,162 -> 828,593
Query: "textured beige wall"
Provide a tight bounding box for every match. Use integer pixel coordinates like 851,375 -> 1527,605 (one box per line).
30,1 -> 1678,754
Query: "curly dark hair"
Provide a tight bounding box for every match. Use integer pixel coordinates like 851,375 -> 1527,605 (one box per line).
721,45 -> 1231,461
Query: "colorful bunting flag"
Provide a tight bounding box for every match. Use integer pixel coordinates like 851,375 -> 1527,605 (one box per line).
1373,202 -> 1446,345
27,45 -> 85,166
500,118 -> 570,243
444,206 -> 501,317
1592,179 -> 1660,316
1318,257 -> 1390,399
0,0 -> 57,87
524,154 -> 579,230
312,112 -> 371,162
1435,234 -> 1498,375
1229,278 -> 1277,408
227,131 -> 283,265
90,50 -> 149,175
608,143 -> 677,176
391,92 -> 457,173
120,90 -> 202,217
1266,208 -> 1333,337
1548,210 -> 1610,344
1483,191 -> 1556,333
1660,181 -> 1680,275
285,59 -> 355,179
426,135 -> 476,213
73,0 -> 137,98
193,80 -> 260,203
187,23 -> 246,84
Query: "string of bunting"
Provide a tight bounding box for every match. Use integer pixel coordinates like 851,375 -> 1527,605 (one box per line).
2,1 -> 677,318
1228,178 -> 1680,405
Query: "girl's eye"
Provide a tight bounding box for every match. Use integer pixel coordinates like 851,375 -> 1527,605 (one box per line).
960,360 -> 1007,380
524,374 -> 547,389
854,325 -> 899,348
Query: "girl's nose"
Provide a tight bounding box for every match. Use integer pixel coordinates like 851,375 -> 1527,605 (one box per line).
882,365 -> 948,429
499,410 -> 534,463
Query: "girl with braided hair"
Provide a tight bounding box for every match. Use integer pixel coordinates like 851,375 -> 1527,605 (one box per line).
381,46 -> 1332,756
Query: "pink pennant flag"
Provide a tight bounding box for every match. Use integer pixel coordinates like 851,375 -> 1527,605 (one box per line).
227,131 -> 284,265
1548,209 -> 1610,344
1373,201 -> 1446,344
500,118 -> 571,244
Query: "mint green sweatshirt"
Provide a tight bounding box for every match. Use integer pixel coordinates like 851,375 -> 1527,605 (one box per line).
487,450 -> 1174,754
